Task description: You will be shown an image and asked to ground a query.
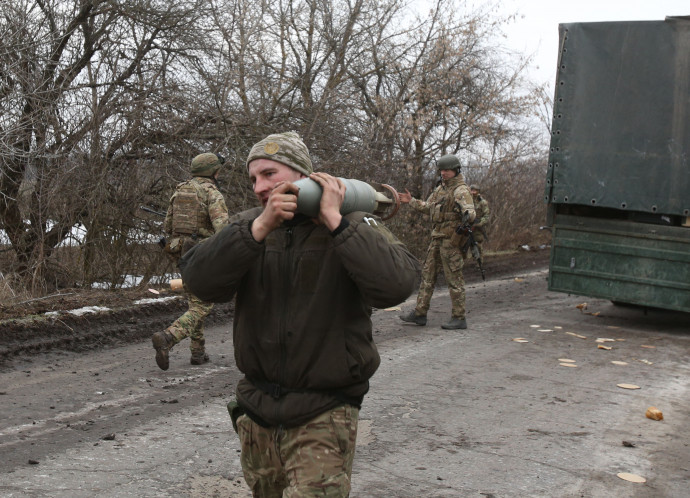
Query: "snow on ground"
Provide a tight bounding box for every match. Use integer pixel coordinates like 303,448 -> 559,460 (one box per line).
45,306 -> 111,317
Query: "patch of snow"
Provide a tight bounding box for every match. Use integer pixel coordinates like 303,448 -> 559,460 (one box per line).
44,295 -> 180,317
134,296 -> 180,305
45,306 -> 111,317
91,273 -> 180,290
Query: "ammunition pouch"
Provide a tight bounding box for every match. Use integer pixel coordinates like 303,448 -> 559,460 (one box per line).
452,224 -> 470,247
226,399 -> 245,434
451,231 -> 468,248
163,234 -> 198,261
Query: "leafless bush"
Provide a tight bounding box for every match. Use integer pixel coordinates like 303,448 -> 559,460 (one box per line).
464,156 -> 552,251
1,0 -> 552,297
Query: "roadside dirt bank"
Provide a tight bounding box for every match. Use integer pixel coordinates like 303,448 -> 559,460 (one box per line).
0,248 -> 548,365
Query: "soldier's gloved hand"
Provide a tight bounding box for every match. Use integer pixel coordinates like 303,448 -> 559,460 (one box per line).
455,225 -> 470,235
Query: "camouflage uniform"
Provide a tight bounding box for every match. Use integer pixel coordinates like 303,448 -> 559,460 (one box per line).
410,174 -> 475,320
236,405 -> 358,497
463,187 -> 490,260
154,154 -> 229,368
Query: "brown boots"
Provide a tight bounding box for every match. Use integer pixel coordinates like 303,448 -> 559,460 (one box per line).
441,317 -> 467,330
190,351 -> 210,365
400,312 -> 467,329
152,331 -> 175,370
153,333 -> 210,369
399,310 -> 427,326
190,338 -> 209,365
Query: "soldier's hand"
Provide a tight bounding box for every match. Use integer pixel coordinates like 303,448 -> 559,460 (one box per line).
251,181 -> 299,242
399,189 -> 412,204
309,172 -> 345,231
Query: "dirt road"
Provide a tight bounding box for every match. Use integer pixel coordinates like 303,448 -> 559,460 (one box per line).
1,255 -> 688,497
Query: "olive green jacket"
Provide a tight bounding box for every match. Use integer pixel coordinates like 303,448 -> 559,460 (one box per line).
180,208 -> 420,427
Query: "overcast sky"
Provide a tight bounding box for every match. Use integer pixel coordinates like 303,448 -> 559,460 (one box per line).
495,0 -> 690,91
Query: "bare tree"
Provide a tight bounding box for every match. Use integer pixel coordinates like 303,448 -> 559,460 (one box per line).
0,0 -> 217,291
1,0 -> 551,295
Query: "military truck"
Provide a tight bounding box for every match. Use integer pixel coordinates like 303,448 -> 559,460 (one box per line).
544,17 -> 690,313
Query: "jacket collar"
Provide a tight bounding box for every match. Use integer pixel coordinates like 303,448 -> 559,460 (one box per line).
442,174 -> 463,189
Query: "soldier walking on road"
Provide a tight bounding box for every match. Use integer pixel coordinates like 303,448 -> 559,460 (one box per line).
178,132 -> 420,496
463,184 -> 490,261
151,153 -> 229,370
399,154 -> 476,330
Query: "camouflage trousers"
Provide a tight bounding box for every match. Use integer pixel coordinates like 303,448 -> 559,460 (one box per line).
167,291 -> 213,354
415,237 -> 466,319
236,405 -> 359,497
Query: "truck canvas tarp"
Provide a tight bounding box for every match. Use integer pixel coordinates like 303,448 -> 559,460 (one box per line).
545,17 -> 690,313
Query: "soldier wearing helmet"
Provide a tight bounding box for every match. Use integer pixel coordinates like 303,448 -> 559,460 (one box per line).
151,152 -> 230,370
463,184 -> 490,261
398,154 -> 476,330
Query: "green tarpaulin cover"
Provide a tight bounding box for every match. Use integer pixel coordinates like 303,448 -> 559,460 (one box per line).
546,18 -> 690,217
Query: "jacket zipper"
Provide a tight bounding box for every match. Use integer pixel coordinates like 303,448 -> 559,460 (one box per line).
276,226 -> 293,422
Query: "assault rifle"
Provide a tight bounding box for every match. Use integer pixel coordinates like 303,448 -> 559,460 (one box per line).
140,205 -> 166,218
139,205 -> 167,248
455,211 -> 486,281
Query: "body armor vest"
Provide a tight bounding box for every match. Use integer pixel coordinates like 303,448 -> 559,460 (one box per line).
172,181 -> 206,236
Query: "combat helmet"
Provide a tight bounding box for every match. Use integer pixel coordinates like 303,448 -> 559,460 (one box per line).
436,154 -> 461,175
470,184 -> 481,192
191,152 -> 225,177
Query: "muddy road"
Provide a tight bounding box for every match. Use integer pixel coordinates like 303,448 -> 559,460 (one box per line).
0,252 -> 688,497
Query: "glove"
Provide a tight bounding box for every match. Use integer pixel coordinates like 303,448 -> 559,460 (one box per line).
455,224 -> 471,236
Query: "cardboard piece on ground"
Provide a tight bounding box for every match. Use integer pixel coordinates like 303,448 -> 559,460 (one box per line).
617,383 -> 641,390
617,472 -> 646,483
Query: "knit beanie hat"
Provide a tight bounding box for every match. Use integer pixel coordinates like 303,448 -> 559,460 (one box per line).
245,131 -> 313,176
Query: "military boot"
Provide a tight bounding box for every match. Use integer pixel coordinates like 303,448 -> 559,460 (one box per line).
190,351 -> 210,365
190,339 -> 209,365
152,331 -> 175,370
441,317 -> 467,330
399,310 -> 427,326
